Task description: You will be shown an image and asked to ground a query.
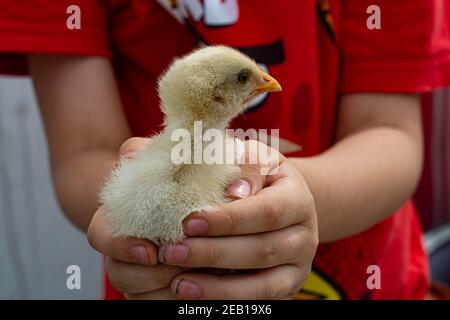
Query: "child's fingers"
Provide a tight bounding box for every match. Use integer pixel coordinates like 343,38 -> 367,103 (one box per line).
125,287 -> 179,300
118,137 -> 152,159
105,257 -> 187,295
87,205 -> 158,265
185,162 -> 313,237
160,224 -> 310,269
170,265 -> 304,300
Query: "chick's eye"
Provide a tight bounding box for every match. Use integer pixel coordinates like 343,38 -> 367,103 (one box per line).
237,70 -> 250,84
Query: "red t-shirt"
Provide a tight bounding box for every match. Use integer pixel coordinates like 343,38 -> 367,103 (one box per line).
1,0 -> 450,299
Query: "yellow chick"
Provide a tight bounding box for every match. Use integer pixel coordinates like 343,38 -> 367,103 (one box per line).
100,46 -> 281,245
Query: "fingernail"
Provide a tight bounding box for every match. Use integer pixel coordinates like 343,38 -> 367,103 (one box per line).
130,245 -> 149,264
173,279 -> 202,299
122,150 -> 136,159
160,244 -> 188,263
185,218 -> 208,236
227,179 -> 251,198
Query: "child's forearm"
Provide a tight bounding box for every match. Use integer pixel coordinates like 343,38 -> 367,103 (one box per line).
52,150 -> 118,231
290,94 -> 423,242
28,54 -> 132,232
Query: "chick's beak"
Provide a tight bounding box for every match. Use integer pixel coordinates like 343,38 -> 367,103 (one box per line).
255,71 -> 282,94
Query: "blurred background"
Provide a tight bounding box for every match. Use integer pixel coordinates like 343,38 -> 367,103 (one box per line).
0,74 -> 449,299
0,75 -> 102,299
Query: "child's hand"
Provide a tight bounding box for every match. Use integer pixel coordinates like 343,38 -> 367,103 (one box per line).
89,137 -> 318,299
87,138 -> 184,299
158,140 -> 319,299
87,205 -> 186,299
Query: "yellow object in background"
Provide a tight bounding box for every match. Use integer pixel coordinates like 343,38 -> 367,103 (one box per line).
295,271 -> 342,300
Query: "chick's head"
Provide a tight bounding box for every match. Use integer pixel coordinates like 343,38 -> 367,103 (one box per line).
158,46 -> 281,126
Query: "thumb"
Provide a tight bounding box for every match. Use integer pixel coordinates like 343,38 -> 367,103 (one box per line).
226,139 -> 285,199
119,137 -> 153,159
226,164 -> 266,199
